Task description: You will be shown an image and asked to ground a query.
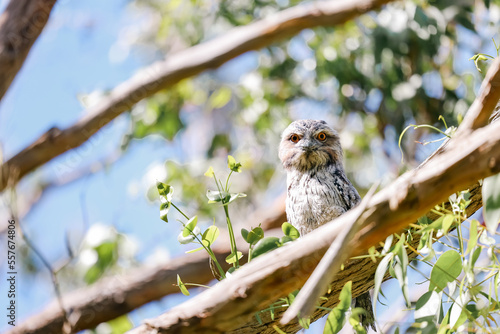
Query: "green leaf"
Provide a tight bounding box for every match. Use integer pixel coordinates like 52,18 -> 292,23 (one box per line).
449,302 -> 467,329
368,246 -> 378,262
465,220 -> 478,255
225,251 -> 243,264
382,234 -> 393,254
206,190 -> 230,203
222,192 -> 247,206
282,222 -> 300,239
441,215 -> 455,235
208,86 -> 232,109
202,225 -> 219,246
183,216 -> 198,237
482,173 -> 500,234
429,250 -> 462,292
177,274 -> 190,296
348,308 -> 367,334
242,227 -> 264,245
437,307 -> 451,334
393,256 -> 410,307
280,235 -> 294,244
106,315 -> 133,334
186,246 -> 204,253
177,231 -> 196,244
373,253 -> 393,311
298,317 -> 310,329
337,281 -> 352,311
204,166 -> 215,177
157,182 -> 174,222
470,247 -> 481,267
251,237 -> 281,258
241,228 -> 249,241
415,291 -> 440,321
227,155 -> 242,173
324,281 -> 352,334
419,215 -> 445,234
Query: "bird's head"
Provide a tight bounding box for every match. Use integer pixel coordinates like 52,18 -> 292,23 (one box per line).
279,119 -> 343,173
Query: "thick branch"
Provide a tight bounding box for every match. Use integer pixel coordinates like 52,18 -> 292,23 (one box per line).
0,0 -> 393,191
126,119 -> 500,333
0,0 -> 57,101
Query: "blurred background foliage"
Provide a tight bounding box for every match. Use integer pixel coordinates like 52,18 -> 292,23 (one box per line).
5,0 -> 500,332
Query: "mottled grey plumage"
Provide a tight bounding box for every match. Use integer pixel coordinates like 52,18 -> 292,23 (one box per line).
279,119 -> 375,331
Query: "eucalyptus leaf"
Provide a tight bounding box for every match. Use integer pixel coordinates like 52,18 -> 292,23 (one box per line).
393,257 -> 410,307
282,222 -> 300,239
204,166 -> 215,177
348,308 -> 367,334
419,215 -> 445,234
373,253 -> 393,311
183,216 -> 198,237
252,237 -> 280,258
209,86 -> 232,109
429,250 -> 462,292
242,226 -> 264,245
186,246 -> 204,253
177,274 -> 190,296
222,192 -> 247,206
415,291 -> 440,321
280,235 -> 294,245
465,220 -> 478,255
483,173 -> 500,234
225,251 -> 243,264
177,230 -> 197,244
324,281 -> 352,334
441,214 -> 455,235
157,182 -> 174,222
241,228 -> 249,241
202,225 -> 220,246
206,190 -> 230,203
227,155 -> 242,173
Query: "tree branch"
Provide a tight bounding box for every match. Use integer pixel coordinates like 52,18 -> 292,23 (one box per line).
0,0 -> 394,192
0,0 -> 57,101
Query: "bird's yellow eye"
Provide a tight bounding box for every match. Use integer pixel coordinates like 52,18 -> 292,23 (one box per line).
290,134 -> 300,143
317,132 -> 327,141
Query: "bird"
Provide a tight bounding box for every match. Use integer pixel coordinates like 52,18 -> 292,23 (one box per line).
278,119 -> 376,331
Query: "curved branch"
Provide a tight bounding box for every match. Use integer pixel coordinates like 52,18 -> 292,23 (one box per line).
0,0 -> 57,101
0,0 -> 393,192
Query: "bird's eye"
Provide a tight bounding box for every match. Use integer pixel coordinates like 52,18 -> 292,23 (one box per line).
290,134 -> 300,143
317,132 -> 327,141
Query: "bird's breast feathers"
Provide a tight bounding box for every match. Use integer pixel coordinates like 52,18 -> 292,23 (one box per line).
286,168 -> 357,235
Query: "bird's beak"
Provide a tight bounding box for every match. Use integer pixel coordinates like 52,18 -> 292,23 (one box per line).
299,140 -> 316,152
